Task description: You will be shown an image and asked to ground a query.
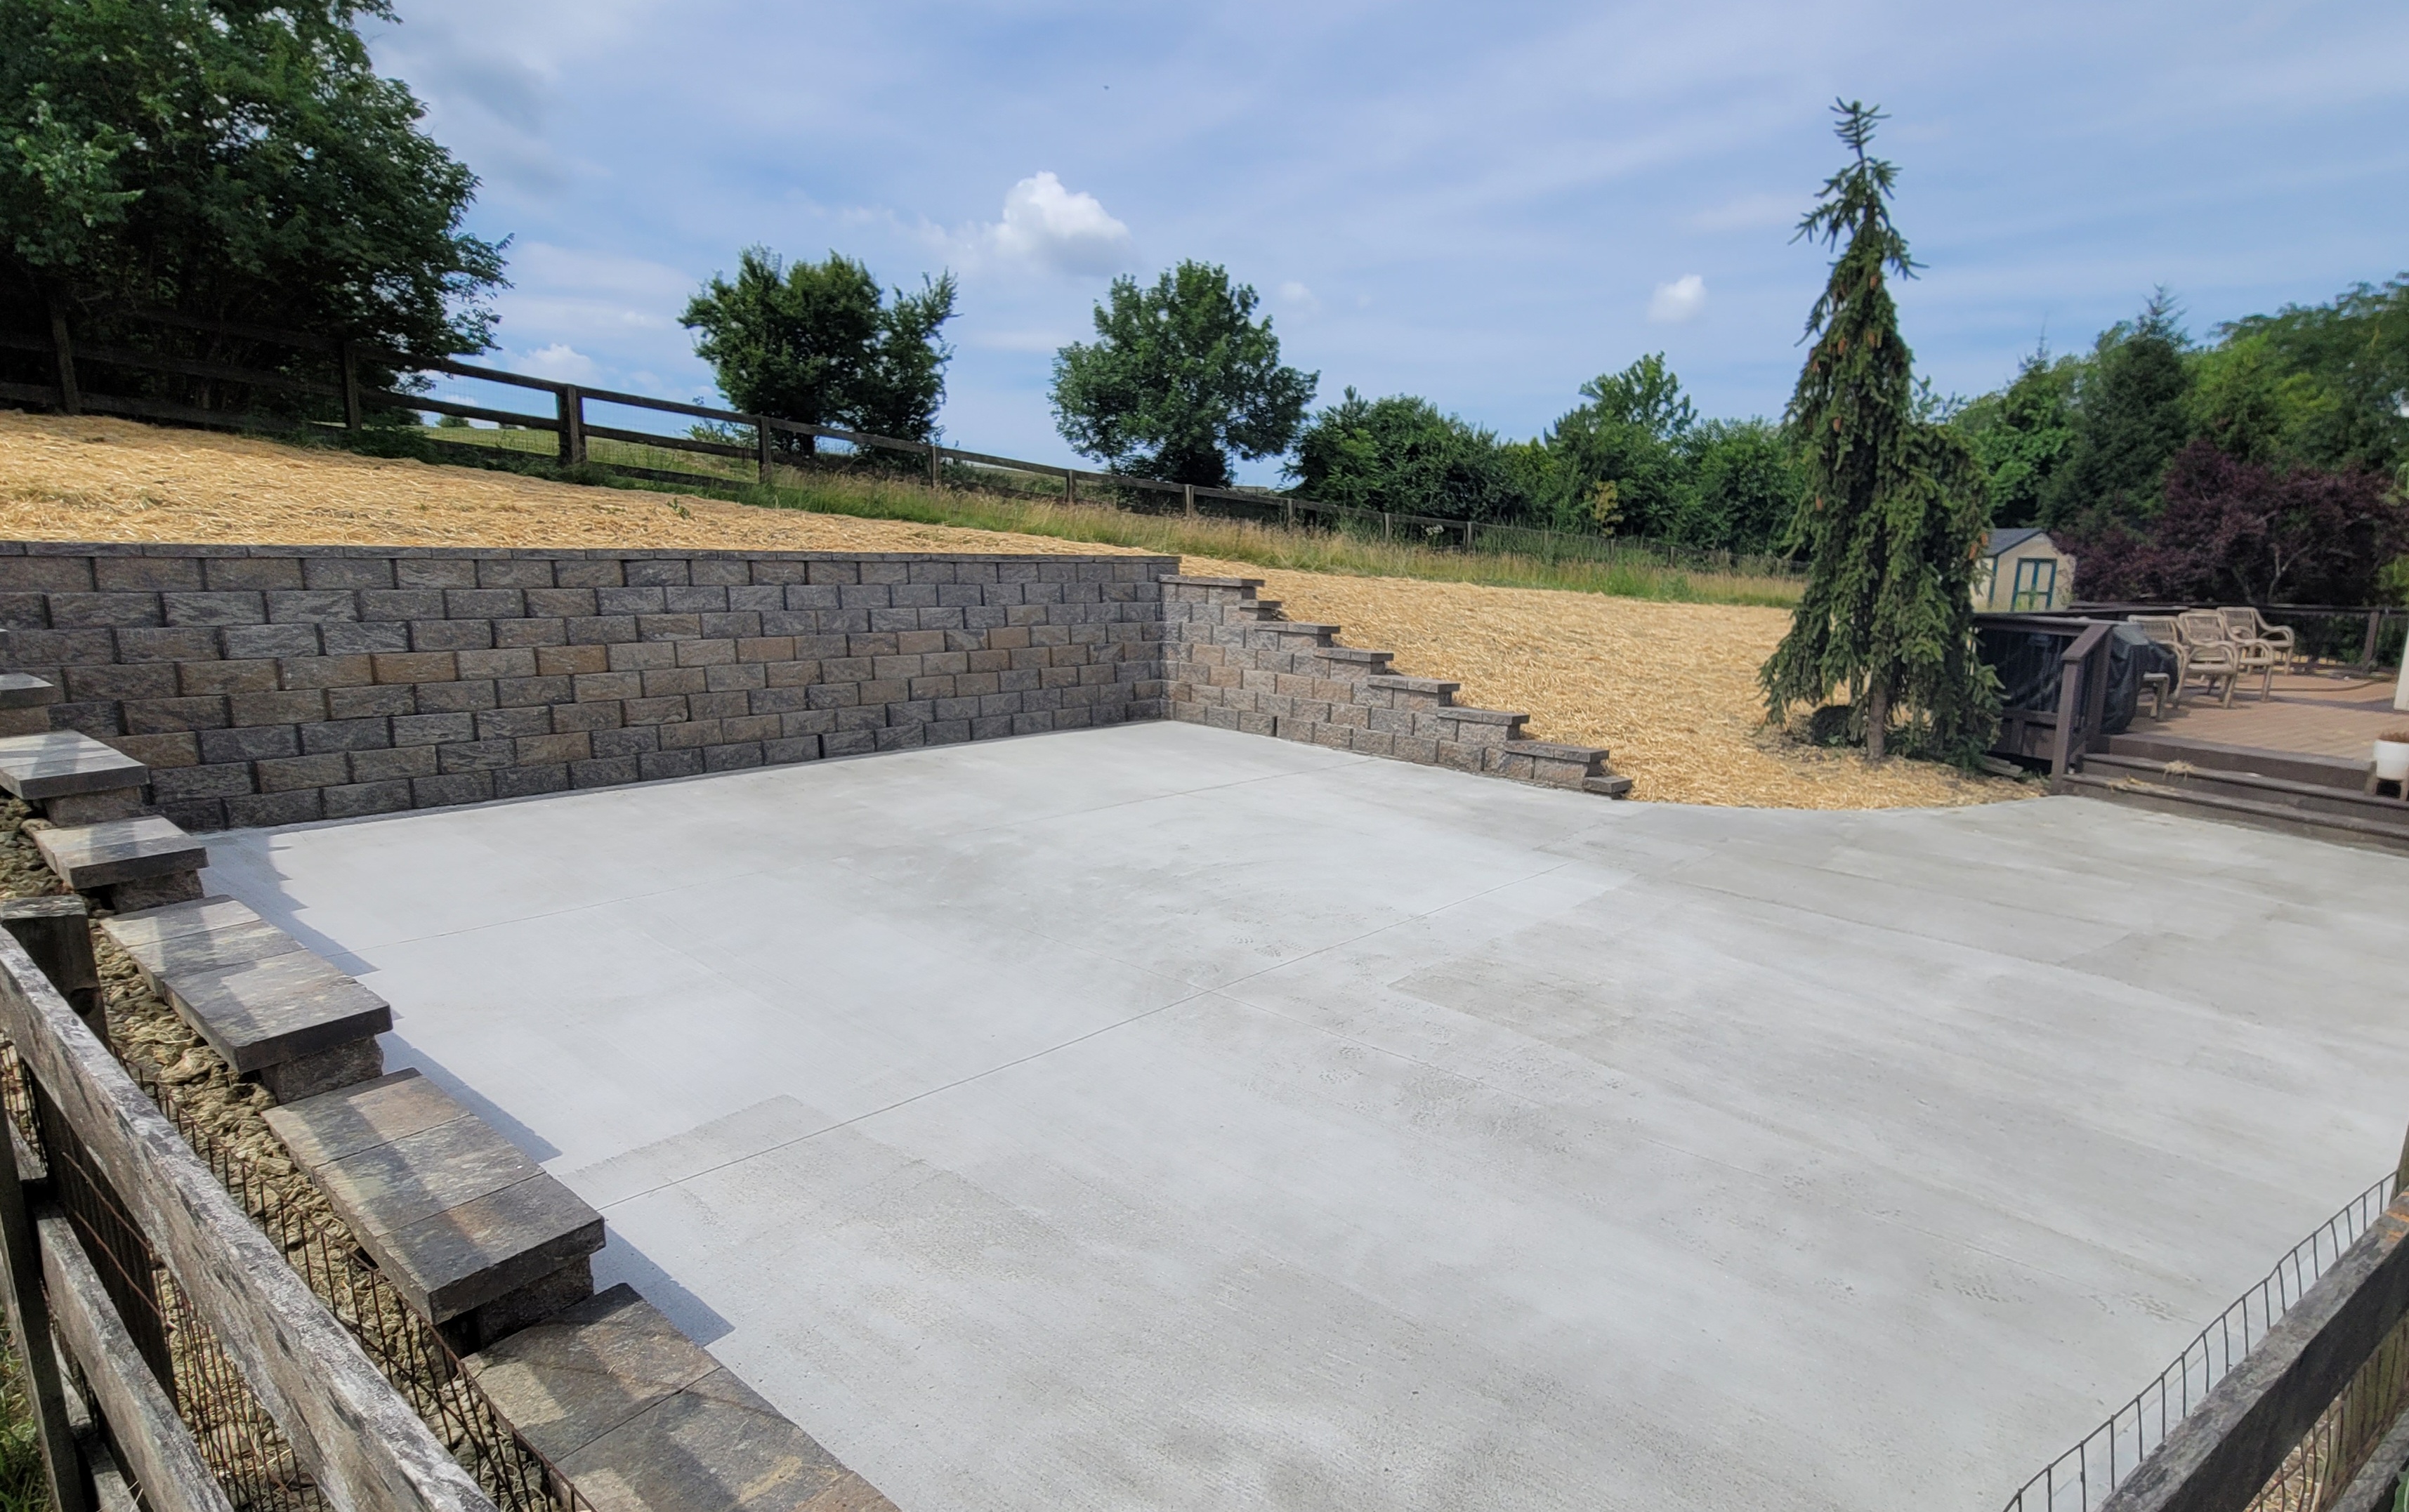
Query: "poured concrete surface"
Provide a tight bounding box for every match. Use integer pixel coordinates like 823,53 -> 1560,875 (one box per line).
204,722 -> 2409,1512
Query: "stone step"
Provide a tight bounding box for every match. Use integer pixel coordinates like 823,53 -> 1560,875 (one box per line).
464,1284 -> 896,1512
34,816 -> 206,909
0,674 -> 59,737
0,731 -> 149,822
265,1070 -> 603,1350
103,896 -> 388,1100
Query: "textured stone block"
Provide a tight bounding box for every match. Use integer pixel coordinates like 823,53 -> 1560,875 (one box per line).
223,790 -> 323,828
0,730 -> 147,799
34,816 -> 206,888
117,916 -> 384,1074
198,725 -> 300,763
43,789 -> 146,826
464,1286 -> 895,1512
265,1070 -> 603,1323
352,747 -> 438,783
0,673 -> 60,710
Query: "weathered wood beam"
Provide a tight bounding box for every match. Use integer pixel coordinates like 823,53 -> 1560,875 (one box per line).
0,930 -> 497,1512
2102,1197 -> 2409,1512
38,1207 -> 232,1512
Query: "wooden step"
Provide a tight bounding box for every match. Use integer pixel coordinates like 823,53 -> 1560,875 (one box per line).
2059,770 -> 2409,855
102,895 -> 388,1100
265,1070 -> 603,1351
2103,732 -> 2370,791
2084,753 -> 2409,823
464,1284 -> 896,1512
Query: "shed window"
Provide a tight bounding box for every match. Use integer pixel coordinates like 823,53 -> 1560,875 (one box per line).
2010,557 -> 2058,610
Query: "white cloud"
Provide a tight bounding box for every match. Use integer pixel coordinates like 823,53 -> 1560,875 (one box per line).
983,172 -> 1134,276
1648,274 -> 1707,324
1276,281 -> 1322,315
516,343 -> 603,383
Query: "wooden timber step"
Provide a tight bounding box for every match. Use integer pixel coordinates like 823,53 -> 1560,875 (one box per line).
0,730 -> 148,824
464,1284 -> 898,1512
2082,752 -> 2409,822
102,894 -> 388,1100
34,815 -> 206,909
2104,732 -> 2371,791
2059,769 -> 2409,855
265,1070 -> 604,1352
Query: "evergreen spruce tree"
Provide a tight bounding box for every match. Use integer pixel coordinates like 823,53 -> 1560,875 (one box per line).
1760,102 -> 1998,763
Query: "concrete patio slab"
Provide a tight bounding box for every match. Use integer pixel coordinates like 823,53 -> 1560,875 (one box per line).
200,722 -> 2409,1512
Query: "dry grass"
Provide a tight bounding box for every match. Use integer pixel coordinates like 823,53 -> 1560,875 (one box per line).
0,410 -> 2029,809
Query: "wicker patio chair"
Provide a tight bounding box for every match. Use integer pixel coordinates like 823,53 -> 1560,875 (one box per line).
2177,609 -> 2273,705
2126,616 -> 2183,715
2220,606 -> 2298,669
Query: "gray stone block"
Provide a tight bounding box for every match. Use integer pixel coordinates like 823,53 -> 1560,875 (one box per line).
111,871 -> 206,910
136,942 -> 388,1074
223,790 -> 323,828
324,780 -> 414,819
43,789 -> 146,826
0,674 -> 59,710
198,724 -> 299,763
221,624 -> 323,660
264,1071 -> 603,1323
104,896 -> 305,978
463,1284 -> 895,1512
0,730 -> 148,798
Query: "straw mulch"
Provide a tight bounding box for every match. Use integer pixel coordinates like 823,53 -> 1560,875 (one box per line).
0,411 -> 2028,808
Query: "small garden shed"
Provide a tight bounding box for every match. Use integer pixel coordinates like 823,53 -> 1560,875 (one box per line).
1975,527 -> 2077,611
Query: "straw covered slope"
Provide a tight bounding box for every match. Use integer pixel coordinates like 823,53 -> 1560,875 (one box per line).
0,411 -> 2025,808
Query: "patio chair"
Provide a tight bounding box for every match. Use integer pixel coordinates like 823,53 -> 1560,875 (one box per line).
2128,616 -> 2186,714
2177,610 -> 2276,705
2220,606 -> 2298,670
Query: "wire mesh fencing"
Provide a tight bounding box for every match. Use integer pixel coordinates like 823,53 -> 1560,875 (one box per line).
2000,1174 -> 2403,1512
0,1015 -> 587,1512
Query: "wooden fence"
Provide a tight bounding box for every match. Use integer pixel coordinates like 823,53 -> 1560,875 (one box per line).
0,899 -> 499,1512
0,305 -> 1801,581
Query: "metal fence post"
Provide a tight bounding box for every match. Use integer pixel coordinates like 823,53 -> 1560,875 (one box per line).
2365,610 -> 2383,669
927,443 -> 941,486
1183,484 -> 1195,519
47,305 -> 79,417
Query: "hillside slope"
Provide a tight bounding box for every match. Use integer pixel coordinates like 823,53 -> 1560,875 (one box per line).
0,412 -> 2020,808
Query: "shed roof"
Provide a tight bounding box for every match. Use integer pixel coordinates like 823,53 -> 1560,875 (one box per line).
1983,527 -> 2056,558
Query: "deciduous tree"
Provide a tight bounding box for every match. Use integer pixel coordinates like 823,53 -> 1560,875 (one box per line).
1051,261 -> 1315,487
0,0 -> 504,354
682,249 -> 957,447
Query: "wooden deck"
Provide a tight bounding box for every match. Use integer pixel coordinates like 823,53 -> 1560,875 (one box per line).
2129,671 -> 2404,764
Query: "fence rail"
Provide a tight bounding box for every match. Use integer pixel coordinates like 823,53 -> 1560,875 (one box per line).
0,304 -> 1802,581
0,902 -> 511,1512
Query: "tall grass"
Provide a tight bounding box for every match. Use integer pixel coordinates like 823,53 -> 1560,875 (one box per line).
388,425 -> 1805,607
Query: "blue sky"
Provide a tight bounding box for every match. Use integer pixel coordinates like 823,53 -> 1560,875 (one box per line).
367,0 -> 2409,483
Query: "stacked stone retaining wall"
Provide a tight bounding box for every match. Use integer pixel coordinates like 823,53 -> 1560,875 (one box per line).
0,544 -> 1627,828
0,544 -> 1172,829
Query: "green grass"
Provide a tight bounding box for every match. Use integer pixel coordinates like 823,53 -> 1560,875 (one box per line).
0,1323 -> 46,1512
344,424 -> 1805,608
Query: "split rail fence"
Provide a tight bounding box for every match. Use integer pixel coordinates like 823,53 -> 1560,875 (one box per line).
0,305 -> 1800,581
0,896 -> 578,1512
